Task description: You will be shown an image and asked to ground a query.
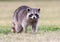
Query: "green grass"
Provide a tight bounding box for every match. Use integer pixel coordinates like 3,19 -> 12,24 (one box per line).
0,25 -> 12,34
0,25 -> 60,34
38,25 -> 60,32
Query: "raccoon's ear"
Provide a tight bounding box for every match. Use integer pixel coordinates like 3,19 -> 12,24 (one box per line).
38,8 -> 40,12
27,8 -> 31,12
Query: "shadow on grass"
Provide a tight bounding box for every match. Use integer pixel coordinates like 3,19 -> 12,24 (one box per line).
0,25 -> 60,34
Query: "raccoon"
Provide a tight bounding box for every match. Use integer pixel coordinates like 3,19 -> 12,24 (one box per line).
12,5 -> 40,33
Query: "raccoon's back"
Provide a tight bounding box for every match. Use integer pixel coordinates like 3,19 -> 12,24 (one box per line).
13,6 -> 30,23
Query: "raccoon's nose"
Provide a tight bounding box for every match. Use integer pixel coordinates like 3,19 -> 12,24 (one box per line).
33,17 -> 35,19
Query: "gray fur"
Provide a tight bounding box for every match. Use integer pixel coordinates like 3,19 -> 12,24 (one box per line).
12,5 -> 40,33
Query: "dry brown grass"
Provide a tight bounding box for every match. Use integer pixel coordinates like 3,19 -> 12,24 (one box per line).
0,31 -> 60,42
0,1 -> 60,26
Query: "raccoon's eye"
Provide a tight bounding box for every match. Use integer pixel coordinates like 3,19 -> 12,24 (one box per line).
35,14 -> 39,18
29,14 -> 33,17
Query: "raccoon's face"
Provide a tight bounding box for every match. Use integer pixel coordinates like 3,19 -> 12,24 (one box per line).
27,8 -> 40,20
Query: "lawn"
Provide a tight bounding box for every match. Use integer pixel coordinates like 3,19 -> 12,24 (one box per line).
0,1 -> 60,42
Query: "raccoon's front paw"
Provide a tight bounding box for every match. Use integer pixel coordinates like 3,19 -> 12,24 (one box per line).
32,30 -> 37,34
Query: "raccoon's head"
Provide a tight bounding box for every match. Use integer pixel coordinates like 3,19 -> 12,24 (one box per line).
26,8 -> 40,20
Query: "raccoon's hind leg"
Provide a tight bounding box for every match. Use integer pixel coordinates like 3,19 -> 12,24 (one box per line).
18,25 -> 23,33
15,24 -> 23,33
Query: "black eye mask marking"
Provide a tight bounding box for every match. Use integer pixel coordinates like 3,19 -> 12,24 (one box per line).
35,14 -> 39,18
29,14 -> 33,17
